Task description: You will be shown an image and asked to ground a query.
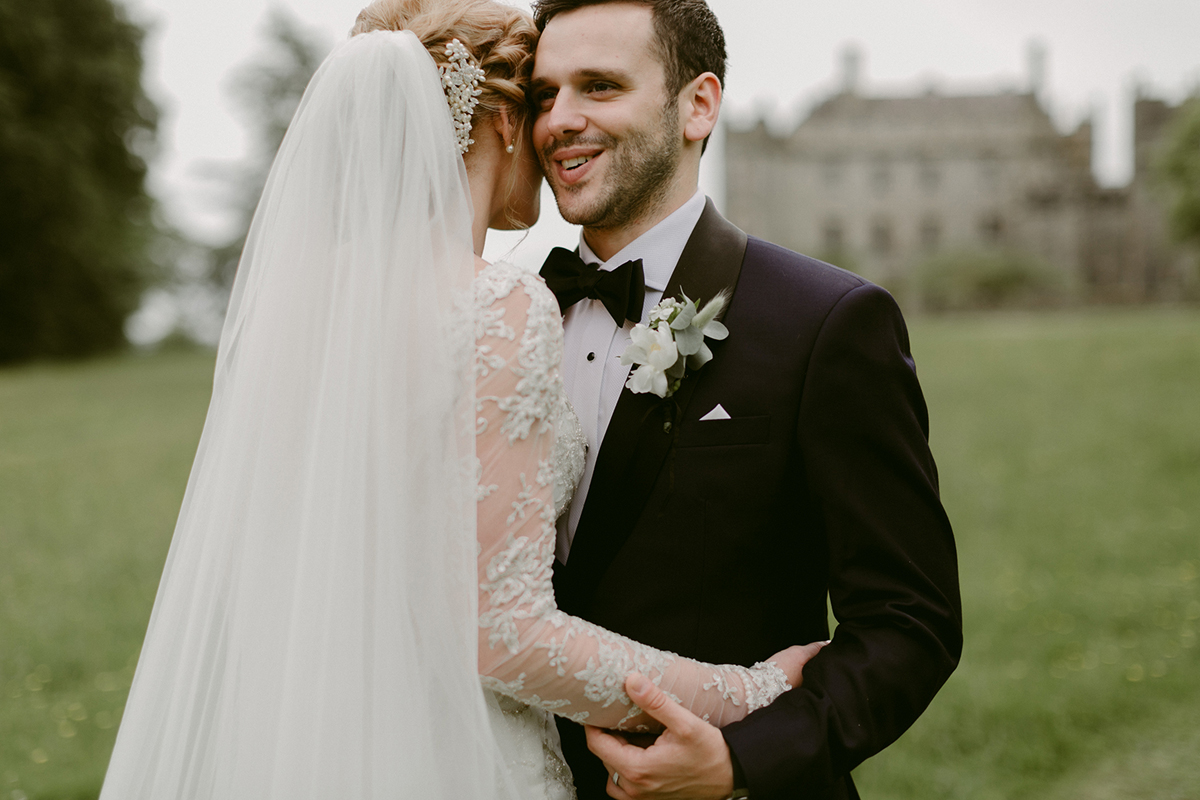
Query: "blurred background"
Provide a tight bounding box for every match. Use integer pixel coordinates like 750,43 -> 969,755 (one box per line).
1,0 -> 1197,798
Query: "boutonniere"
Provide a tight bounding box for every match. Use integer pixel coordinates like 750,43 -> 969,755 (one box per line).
620,290 -> 730,400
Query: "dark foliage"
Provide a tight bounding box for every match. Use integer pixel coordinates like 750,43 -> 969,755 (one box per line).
1156,96 -> 1200,251
0,0 -> 159,362
913,249 -> 1069,312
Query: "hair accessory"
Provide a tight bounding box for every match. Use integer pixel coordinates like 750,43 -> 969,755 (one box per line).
439,39 -> 485,154
506,143 -> 515,154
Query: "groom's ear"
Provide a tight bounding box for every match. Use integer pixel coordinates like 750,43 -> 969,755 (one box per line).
681,73 -> 722,145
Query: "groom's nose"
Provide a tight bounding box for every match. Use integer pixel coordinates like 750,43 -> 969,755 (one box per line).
538,91 -> 588,141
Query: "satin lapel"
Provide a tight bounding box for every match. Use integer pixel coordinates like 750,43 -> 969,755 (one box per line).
556,199 -> 749,613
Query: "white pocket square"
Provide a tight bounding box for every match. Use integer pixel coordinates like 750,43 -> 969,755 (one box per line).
699,404 -> 731,421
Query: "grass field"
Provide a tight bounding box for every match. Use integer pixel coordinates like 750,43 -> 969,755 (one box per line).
854,310 -> 1200,799
1,310 -> 1198,799
0,348 -> 216,800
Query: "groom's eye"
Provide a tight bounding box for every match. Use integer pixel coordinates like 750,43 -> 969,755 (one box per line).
533,88 -> 558,111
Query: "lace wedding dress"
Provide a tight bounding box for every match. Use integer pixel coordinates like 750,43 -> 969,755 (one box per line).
473,261 -> 791,799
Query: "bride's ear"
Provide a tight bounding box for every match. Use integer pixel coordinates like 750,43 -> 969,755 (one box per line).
491,107 -> 515,150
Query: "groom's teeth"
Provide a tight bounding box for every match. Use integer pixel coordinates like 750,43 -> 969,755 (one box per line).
563,156 -> 592,170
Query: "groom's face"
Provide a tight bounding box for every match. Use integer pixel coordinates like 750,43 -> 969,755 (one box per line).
531,3 -> 684,233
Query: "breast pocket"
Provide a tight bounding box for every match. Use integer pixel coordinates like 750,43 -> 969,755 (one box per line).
677,415 -> 770,448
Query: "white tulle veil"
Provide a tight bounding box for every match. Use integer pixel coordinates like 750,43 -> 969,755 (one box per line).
101,31 -> 517,799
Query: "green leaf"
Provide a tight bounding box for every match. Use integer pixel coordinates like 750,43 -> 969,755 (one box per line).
687,343 -> 713,370
703,319 -> 729,341
670,301 -> 698,330
674,325 -> 703,356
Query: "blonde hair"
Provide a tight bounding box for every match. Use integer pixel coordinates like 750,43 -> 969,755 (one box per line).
352,0 -> 538,159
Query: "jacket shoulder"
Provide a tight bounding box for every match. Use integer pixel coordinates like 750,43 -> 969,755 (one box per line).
742,236 -> 885,315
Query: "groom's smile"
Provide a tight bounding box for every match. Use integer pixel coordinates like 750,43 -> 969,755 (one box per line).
531,3 -> 688,249
549,144 -> 607,186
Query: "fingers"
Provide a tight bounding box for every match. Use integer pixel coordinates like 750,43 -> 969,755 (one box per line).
586,724 -> 629,764
797,639 -> 831,663
606,769 -> 632,800
766,639 -> 833,690
588,702 -> 734,800
585,728 -> 635,799
624,673 -> 699,736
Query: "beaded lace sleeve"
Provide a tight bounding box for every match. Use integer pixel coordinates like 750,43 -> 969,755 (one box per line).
473,262 -> 789,731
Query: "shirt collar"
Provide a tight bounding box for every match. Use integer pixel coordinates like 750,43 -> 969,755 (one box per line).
577,190 -> 706,293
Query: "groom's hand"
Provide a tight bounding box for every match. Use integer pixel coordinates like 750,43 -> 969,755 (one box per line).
586,674 -> 733,800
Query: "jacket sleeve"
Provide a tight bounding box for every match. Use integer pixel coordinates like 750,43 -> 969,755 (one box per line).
721,282 -> 963,798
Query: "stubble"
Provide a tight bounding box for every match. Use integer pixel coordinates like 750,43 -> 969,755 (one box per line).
543,100 -> 682,234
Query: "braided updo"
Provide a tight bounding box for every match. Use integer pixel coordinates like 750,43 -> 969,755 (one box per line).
352,0 -> 538,159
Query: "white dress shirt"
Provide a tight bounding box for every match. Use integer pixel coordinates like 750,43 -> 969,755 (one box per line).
556,189 -> 707,562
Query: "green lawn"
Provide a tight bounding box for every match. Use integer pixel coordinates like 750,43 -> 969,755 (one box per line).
0,349 -> 215,800
853,309 -> 1200,799
1,310 -> 1198,799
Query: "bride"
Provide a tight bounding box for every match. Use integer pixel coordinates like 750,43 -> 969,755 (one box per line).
100,1 -> 818,797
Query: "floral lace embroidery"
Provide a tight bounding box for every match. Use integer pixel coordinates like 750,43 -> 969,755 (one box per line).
472,260 -> 791,735
550,396 -> 585,516
474,457 -> 498,502
741,661 -> 792,712
474,263 -> 561,445
703,672 -> 740,705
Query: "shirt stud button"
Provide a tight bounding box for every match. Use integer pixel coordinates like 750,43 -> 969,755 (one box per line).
587,352 -> 596,362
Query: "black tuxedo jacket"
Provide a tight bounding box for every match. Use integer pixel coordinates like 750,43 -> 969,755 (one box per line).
552,200 -> 962,800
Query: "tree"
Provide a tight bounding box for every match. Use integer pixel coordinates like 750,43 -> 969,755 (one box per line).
1156,96 -> 1200,251
0,0 -> 159,362
205,10 -> 328,291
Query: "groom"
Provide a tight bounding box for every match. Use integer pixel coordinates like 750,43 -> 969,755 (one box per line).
530,1 -> 963,798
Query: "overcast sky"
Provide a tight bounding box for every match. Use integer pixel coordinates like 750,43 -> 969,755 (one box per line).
125,0 -> 1200,270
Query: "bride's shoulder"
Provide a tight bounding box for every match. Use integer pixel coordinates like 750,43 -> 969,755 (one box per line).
473,260 -> 559,321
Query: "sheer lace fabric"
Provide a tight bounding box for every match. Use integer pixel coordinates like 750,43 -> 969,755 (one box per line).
473,261 -> 791,732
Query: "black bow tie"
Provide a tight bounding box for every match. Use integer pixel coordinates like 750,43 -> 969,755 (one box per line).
539,247 -> 646,327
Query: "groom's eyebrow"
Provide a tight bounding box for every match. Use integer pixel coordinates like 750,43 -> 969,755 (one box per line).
576,67 -> 628,81
531,67 -> 631,93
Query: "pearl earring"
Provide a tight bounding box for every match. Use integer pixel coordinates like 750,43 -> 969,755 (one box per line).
506,143 -> 515,154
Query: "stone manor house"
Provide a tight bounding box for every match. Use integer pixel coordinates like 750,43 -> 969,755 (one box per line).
724,47 -> 1196,304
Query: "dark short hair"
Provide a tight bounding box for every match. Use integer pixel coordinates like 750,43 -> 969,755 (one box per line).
532,0 -> 726,95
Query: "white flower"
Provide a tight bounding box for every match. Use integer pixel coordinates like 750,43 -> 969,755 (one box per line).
648,298 -> 684,325
619,290 -> 730,399
621,321 -> 678,397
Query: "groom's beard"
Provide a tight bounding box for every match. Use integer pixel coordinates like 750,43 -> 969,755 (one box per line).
542,100 -> 683,234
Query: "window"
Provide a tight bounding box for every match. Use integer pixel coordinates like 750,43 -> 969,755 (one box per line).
871,160 -> 892,193
822,159 -> 844,188
871,218 -> 894,255
1026,185 -> 1061,209
979,213 -> 1005,244
822,218 -> 845,252
920,217 -> 941,250
918,160 -> 940,192
979,152 -> 1002,190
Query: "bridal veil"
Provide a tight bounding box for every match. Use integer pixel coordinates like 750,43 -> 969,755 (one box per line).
101,31 -> 516,799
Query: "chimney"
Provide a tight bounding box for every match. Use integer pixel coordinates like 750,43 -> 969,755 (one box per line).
1026,40 -> 1047,100
840,45 -> 863,95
